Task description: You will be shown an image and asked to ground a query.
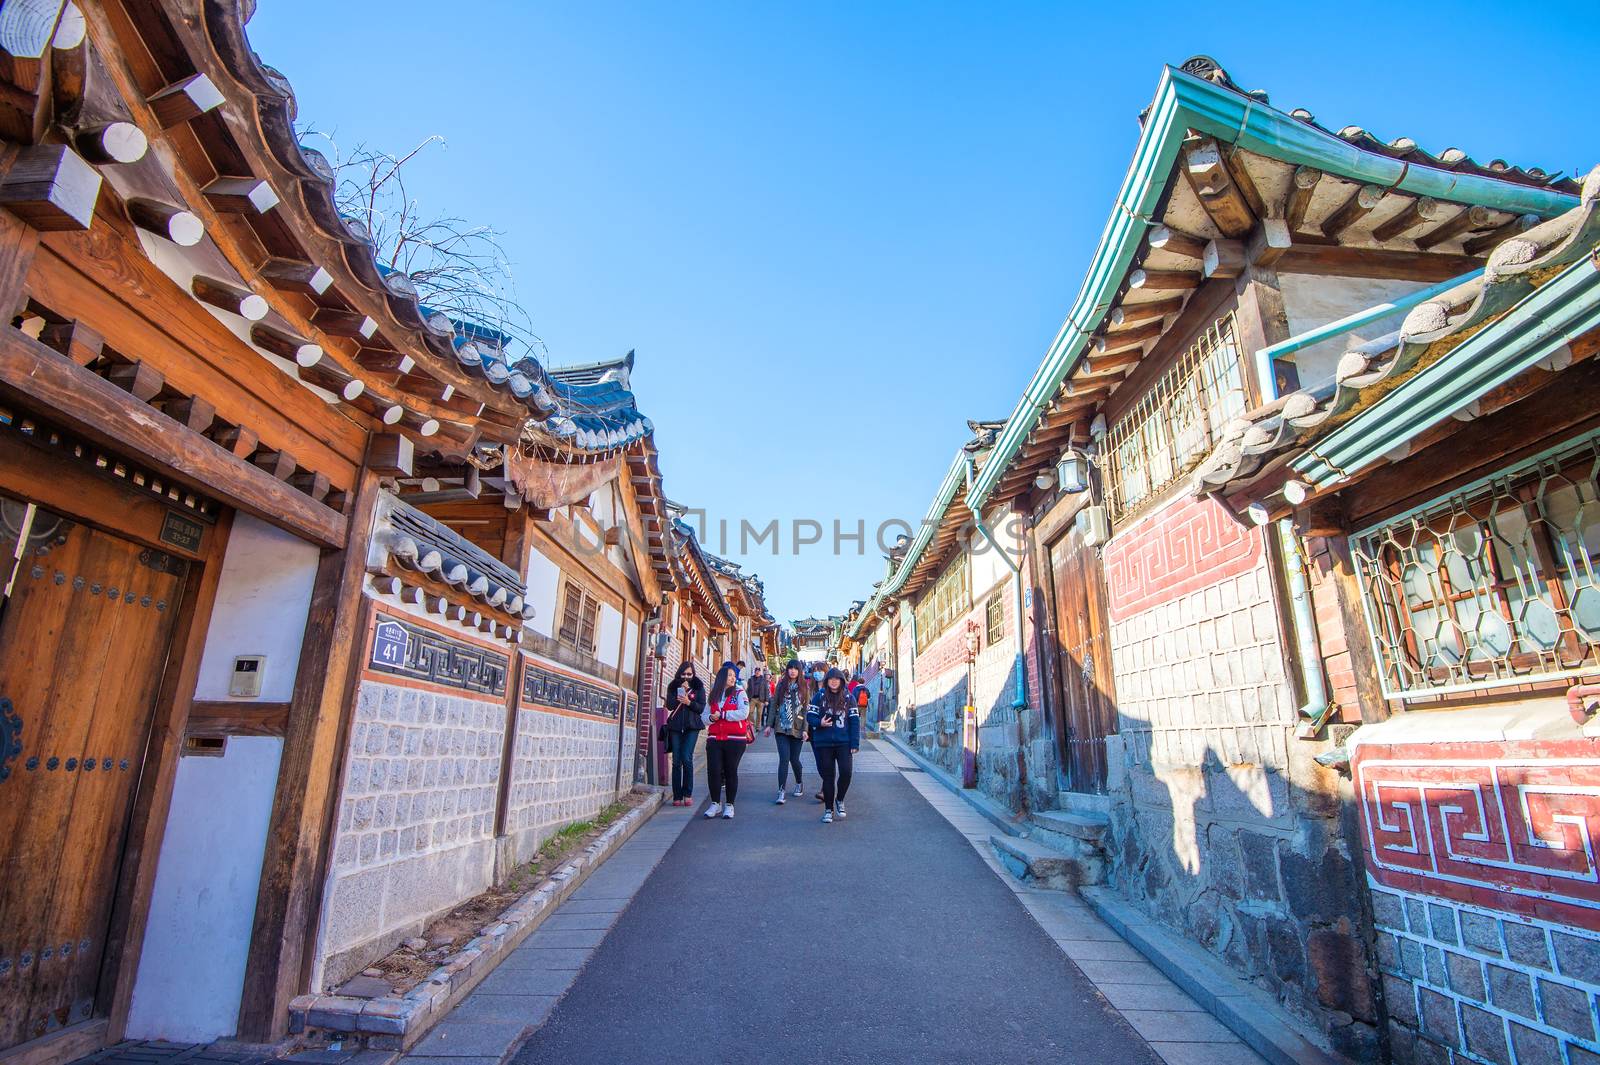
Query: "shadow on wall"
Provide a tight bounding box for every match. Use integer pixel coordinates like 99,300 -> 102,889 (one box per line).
1083,673 -> 1382,1060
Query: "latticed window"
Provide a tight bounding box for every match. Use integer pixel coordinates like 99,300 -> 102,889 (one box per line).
1352,431 -> 1600,698
558,581 -> 600,655
915,553 -> 969,652
1103,313 -> 1247,522
985,589 -> 1005,646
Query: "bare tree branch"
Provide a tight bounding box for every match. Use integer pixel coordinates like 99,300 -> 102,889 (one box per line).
298,126 -> 545,362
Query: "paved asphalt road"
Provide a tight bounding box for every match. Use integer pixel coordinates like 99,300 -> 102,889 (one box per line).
512,754 -> 1163,1065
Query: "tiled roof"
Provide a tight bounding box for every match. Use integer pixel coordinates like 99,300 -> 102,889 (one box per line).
1193,165 -> 1600,498
1178,56 -> 1581,196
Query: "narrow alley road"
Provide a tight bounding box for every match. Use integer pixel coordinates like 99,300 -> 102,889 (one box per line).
499,743 -> 1166,1065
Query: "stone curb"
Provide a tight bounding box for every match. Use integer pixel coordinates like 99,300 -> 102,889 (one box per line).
1080,886 -> 1348,1065
876,732 -> 1025,838
289,788 -> 666,1052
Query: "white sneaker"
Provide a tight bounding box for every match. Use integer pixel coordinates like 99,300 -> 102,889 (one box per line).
776,788 -> 786,804
722,805 -> 735,819
704,802 -> 722,818
821,810 -> 834,824
836,803 -> 847,819
792,783 -> 804,796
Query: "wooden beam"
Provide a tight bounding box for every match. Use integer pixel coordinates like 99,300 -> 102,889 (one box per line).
1128,268 -> 1200,291
1284,166 -> 1321,232
258,258 -> 332,296
105,358 -> 163,402
212,424 -> 259,458
38,317 -> 100,366
1083,350 -> 1143,376
355,346 -> 415,376
1109,296 -> 1182,327
1415,205 -> 1495,251
0,328 -> 345,546
236,470 -> 380,1042
192,275 -> 268,321
1221,145 -> 1269,221
311,307 -> 378,340
1146,224 -> 1206,261
1320,184 -> 1385,239
1096,318 -> 1162,351
73,122 -> 147,165
1203,239 -> 1246,280
1372,196 -> 1446,243
1182,137 -> 1254,238
203,176 -> 279,215
1464,213 -> 1539,257
368,431 -> 414,477
1274,244 -> 1482,283
156,395 -> 215,434
125,198 -> 203,246
1247,218 -> 1292,267
249,323 -> 320,364
146,73 -> 224,128
0,143 -> 100,230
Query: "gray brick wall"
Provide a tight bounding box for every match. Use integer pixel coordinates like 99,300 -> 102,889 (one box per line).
1100,555 -> 1377,1057
505,705 -> 623,862
1372,884 -> 1600,1065
318,678 -> 507,987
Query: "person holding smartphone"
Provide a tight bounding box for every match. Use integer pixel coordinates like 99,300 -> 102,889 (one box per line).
662,661 -> 705,806
807,668 -> 860,824
763,659 -> 810,803
703,661 -> 750,819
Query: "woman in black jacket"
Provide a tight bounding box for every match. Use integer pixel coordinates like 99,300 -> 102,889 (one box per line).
663,662 -> 706,806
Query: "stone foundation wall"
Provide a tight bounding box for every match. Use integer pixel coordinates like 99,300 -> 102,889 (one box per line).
320,677 -> 506,987
504,655 -> 628,862
1372,884 -> 1600,1065
1100,495 -> 1377,1057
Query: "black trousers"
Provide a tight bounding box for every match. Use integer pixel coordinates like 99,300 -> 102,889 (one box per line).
774,733 -> 804,787
705,739 -> 746,804
813,745 -> 853,809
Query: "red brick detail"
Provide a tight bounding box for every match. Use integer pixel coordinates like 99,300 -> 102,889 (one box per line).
1103,493 -> 1264,623
1354,740 -> 1600,931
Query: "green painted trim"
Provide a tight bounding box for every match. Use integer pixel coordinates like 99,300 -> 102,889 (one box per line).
966,66 -> 1580,514
1294,255 -> 1600,487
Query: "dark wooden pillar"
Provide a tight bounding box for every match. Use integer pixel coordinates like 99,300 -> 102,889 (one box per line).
236,463 -> 381,1041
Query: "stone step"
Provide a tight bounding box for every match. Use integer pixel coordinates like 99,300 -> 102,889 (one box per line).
989,834 -> 1103,890
1028,809 -> 1109,843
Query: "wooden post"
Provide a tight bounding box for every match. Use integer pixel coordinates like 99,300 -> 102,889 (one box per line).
1233,265 -> 1293,403
235,464 -> 381,1041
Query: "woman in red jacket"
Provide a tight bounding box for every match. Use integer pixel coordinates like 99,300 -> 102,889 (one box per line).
703,661 -> 750,819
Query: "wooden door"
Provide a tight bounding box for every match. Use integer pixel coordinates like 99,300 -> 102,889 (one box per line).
1047,525 -> 1117,794
0,493 -> 188,1050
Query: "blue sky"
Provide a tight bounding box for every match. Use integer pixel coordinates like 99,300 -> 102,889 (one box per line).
248,2 -> 1595,626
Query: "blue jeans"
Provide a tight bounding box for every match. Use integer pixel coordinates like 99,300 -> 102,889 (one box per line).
774,733 -> 804,788
668,729 -> 698,800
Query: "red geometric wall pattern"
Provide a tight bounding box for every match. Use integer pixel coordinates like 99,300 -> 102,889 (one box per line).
1353,740 -> 1600,930
1103,493 -> 1263,623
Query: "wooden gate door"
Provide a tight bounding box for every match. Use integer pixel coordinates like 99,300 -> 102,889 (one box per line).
1046,525 -> 1117,794
0,493 -> 188,1050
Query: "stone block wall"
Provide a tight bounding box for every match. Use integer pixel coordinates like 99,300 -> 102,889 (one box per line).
504,655 -> 629,862
320,677 -> 506,987
1099,495 -> 1377,1057
1371,885 -> 1600,1065
1352,730 -> 1600,1064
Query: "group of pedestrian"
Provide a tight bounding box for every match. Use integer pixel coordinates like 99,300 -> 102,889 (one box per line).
660,658 -> 861,824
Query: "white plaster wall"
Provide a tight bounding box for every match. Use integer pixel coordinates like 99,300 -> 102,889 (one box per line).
193,514 -> 320,701
623,619 -> 639,673
597,603 -> 622,667
525,546 -> 561,638
1279,273 -> 1432,389
125,738 -> 283,1041
127,514 -> 319,1041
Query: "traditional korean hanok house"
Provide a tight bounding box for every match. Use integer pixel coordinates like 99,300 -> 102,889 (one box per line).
790,617 -> 838,667
844,419 -> 1044,799
704,552 -> 778,670
1192,168 -> 1600,1065
308,348 -> 673,993
950,55 -> 1581,1057
0,5 -> 663,1060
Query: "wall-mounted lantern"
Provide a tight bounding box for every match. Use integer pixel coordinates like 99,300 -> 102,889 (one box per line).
1056,450 -> 1090,494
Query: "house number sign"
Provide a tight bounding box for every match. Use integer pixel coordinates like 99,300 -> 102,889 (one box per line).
371,619 -> 408,669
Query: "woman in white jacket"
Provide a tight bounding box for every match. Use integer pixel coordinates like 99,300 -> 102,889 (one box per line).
702,661 -> 751,819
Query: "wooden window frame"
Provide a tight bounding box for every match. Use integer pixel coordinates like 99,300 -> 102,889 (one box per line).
984,588 -> 1005,647
914,552 -> 970,653
558,577 -> 601,657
